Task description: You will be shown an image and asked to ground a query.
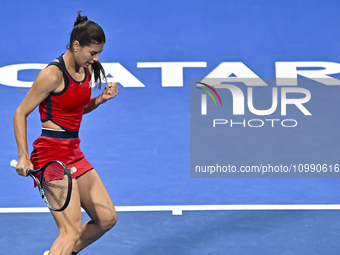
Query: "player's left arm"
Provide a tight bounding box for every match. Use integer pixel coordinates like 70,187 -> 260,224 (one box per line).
84,82 -> 119,114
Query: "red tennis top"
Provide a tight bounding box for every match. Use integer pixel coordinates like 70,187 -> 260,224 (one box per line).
39,55 -> 91,132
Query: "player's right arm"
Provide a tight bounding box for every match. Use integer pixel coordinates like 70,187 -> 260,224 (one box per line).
13,66 -> 63,176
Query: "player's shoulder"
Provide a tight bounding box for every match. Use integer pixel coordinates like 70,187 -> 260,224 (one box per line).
37,63 -> 63,85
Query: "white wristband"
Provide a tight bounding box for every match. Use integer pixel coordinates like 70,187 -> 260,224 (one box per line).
96,95 -> 106,105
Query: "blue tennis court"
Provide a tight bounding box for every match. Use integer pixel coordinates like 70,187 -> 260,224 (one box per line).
1,1 -> 340,254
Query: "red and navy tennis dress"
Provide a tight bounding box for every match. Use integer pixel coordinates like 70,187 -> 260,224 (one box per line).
30,55 -> 94,178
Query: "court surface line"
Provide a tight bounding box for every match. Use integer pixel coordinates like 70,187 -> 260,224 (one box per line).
1,204 -> 340,215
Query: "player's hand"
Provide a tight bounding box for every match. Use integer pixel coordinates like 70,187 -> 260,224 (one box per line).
100,82 -> 119,103
16,157 -> 33,177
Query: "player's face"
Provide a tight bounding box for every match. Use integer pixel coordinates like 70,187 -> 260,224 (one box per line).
76,43 -> 105,67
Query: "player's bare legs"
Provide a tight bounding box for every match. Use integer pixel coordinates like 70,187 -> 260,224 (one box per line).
72,169 -> 117,253
49,180 -> 83,255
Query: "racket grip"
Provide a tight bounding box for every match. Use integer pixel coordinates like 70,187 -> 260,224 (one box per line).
10,159 -> 31,175
10,159 -> 18,168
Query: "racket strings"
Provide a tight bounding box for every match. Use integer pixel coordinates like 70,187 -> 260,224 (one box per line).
40,162 -> 70,210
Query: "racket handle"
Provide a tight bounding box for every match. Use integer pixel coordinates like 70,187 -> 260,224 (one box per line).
10,159 -> 31,175
10,159 -> 18,168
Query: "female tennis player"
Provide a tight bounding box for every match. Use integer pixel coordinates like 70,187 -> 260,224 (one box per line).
13,12 -> 118,255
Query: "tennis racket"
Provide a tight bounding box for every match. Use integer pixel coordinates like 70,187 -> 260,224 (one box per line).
10,159 -> 72,212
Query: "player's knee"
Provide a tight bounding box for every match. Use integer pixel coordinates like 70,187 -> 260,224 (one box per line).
105,211 -> 117,231
59,224 -> 82,243
73,224 -> 83,239
109,211 -> 117,229
99,209 -> 117,231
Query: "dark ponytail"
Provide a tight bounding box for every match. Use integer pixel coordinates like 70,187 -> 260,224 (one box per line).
69,11 -> 106,89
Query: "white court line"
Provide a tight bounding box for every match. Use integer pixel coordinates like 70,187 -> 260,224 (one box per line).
1,204 -> 340,215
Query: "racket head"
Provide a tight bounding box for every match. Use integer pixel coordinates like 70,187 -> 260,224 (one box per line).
30,160 -> 72,211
